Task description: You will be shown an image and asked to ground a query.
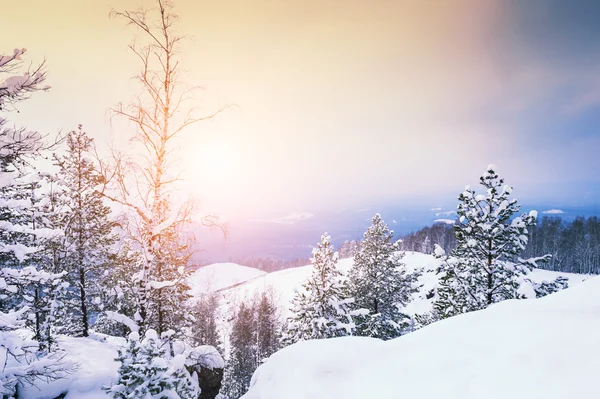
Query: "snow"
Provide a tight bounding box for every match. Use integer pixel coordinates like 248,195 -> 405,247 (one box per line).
5,254 -> 590,399
19,335 -> 122,399
187,345 -> 225,369
188,263 -> 267,296
434,218 -> 455,224
104,311 -> 139,333
243,276 -> 600,399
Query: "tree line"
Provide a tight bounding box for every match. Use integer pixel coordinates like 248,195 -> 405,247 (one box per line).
401,215 -> 600,275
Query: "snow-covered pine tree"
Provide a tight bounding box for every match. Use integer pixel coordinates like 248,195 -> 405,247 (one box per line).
53,126 -> 116,336
281,233 -> 353,345
107,329 -> 200,399
338,239 -> 359,259
422,235 -> 432,254
190,293 -> 221,349
95,240 -> 142,337
255,291 -> 279,364
347,214 -> 420,340
223,301 -> 256,399
432,165 -> 552,319
0,47 -> 69,397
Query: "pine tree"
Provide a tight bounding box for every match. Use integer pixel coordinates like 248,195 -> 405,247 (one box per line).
190,293 -> 221,349
432,165 -> 552,319
107,329 -> 200,399
255,291 -> 279,363
95,240 -> 142,337
281,233 -> 353,345
347,214 -> 420,340
223,302 -> 257,399
53,126 -> 117,336
0,47 -> 69,397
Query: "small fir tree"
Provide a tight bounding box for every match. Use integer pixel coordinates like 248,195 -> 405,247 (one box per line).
281,233 -> 354,345
347,214 -> 421,340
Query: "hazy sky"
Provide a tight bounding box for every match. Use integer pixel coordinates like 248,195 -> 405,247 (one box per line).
3,0 -> 600,219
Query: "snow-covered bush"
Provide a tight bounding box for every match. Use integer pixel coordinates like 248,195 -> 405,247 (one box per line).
107,328 -> 227,399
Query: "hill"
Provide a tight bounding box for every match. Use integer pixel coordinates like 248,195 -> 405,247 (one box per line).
188,263 -> 267,296
243,275 -> 600,399
211,252 -> 589,319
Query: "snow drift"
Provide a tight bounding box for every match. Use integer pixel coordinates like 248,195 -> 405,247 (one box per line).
243,276 -> 600,399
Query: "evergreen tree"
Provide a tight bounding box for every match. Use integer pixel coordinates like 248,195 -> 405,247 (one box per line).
432,165 -> 551,319
107,329 -> 200,399
0,47 -> 70,397
53,125 -> 117,336
190,293 -> 221,349
255,291 -> 279,363
223,302 -> 257,399
347,214 -> 420,340
281,233 -> 353,345
95,240 -> 142,337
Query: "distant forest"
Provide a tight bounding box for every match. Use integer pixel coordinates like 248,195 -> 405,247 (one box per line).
227,216 -> 600,275
400,216 -> 600,275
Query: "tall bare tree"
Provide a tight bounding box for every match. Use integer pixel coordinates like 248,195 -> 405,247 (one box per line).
100,0 -> 226,335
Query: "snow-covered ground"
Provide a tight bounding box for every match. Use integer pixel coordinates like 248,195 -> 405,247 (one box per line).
19,334 -> 123,399
243,275 -> 600,399
16,254 -> 591,398
188,263 -> 267,296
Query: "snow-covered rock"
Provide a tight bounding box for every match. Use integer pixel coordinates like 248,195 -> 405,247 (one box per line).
243,276 -> 600,399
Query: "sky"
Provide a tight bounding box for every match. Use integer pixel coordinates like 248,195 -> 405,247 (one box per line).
3,0 -> 600,223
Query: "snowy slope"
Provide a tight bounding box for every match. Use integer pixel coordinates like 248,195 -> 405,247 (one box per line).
243,276 -> 600,399
189,263 -> 267,296
216,252 -> 589,318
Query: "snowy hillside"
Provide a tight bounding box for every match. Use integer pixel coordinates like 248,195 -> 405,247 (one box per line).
210,252 -> 589,318
243,276 -> 600,399
188,263 -> 267,296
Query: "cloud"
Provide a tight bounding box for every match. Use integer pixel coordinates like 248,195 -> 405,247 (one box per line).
430,208 -> 442,211
269,212 -> 314,224
435,218 -> 456,225
435,210 -> 457,217
542,209 -> 564,214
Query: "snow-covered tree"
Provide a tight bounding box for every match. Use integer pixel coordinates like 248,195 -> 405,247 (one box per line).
338,239 -> 360,259
347,214 -> 420,340
95,240 -> 142,337
281,233 -> 353,345
223,301 -> 256,399
190,293 -> 221,349
421,235 -> 432,254
254,291 -> 279,364
432,165 -> 552,319
52,126 -> 117,337
107,329 -> 200,399
98,0 -> 226,337
0,47 -> 69,397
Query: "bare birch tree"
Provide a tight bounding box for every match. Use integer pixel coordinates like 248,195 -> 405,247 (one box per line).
99,0 -> 226,335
